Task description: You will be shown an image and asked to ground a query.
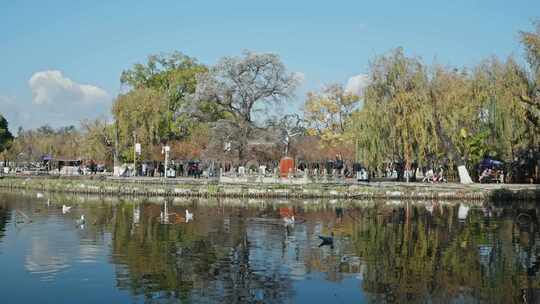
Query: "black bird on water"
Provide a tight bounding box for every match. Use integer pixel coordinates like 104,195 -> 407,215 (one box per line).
318,232 -> 334,249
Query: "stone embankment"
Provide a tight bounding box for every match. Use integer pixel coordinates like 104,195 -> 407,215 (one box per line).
0,176 -> 538,201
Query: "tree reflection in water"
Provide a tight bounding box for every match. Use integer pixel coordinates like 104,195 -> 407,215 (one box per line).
105,199 -> 540,303
355,201 -> 540,303
1,192 -> 540,303
0,200 -> 10,244
110,199 -> 295,303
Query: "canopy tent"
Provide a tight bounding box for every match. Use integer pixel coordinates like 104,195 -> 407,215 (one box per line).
480,158 -> 503,170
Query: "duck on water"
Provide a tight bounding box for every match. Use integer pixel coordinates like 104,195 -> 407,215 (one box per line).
318,232 -> 334,249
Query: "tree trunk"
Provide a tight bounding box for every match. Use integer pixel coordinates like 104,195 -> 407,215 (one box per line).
238,146 -> 246,166
430,90 -> 474,183
430,90 -> 463,165
113,120 -> 120,176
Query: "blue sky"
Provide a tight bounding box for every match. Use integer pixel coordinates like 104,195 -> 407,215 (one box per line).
1,0 -> 538,130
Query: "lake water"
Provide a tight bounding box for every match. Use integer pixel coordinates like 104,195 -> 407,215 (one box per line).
0,191 -> 538,303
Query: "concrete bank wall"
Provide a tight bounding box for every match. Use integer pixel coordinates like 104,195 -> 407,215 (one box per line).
0,176 -> 538,201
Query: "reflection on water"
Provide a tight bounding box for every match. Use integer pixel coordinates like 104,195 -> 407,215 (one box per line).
0,192 -> 539,303
25,235 -> 71,281
0,203 -> 9,241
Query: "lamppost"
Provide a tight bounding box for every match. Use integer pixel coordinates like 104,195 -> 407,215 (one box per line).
135,142 -> 141,176
162,145 -> 170,178
133,131 -> 141,177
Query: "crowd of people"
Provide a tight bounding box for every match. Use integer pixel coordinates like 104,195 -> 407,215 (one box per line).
4,153 -> 535,184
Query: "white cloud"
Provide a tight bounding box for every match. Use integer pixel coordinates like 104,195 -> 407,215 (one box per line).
0,71 -> 113,131
29,70 -> 109,105
345,73 -> 369,97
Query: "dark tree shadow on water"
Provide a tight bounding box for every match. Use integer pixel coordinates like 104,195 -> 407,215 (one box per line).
0,203 -> 11,243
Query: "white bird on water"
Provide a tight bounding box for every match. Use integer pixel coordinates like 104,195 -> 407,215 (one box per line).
62,205 -> 72,214
283,216 -> 295,226
76,215 -> 85,225
36,193 -> 44,199
185,209 -> 194,223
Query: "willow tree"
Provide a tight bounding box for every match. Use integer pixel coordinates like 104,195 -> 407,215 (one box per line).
518,20 -> 540,129
120,51 -> 208,141
351,48 -> 432,170
429,65 -> 480,168
478,59 -> 536,159
80,118 -> 115,163
193,51 -> 299,164
303,84 -> 360,149
112,88 -> 166,161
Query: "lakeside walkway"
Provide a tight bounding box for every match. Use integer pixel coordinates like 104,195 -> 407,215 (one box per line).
0,175 -> 538,201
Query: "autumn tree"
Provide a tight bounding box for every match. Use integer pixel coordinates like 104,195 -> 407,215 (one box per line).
518,20 -> 540,129
428,65 -> 476,166
348,44 -> 539,182
7,125 -> 83,163
303,84 -> 360,149
350,48 -> 431,171
80,118 -> 114,163
193,51 -> 299,164
112,88 -> 166,161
